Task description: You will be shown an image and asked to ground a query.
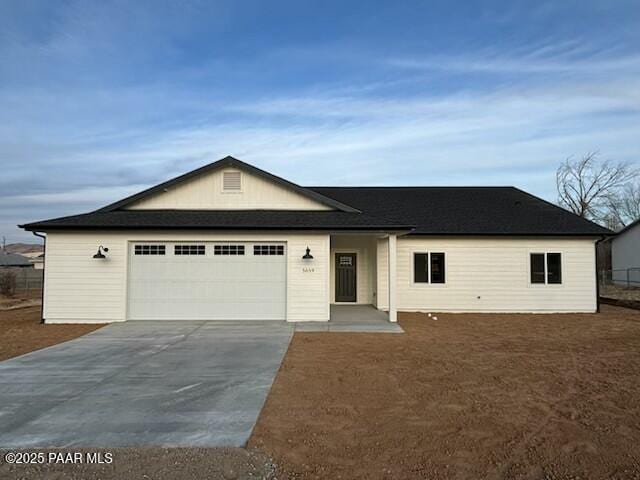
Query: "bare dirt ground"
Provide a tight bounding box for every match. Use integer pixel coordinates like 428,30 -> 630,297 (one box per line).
0,305 -> 104,361
0,448 -> 277,480
3,306 -> 640,479
250,305 -> 640,480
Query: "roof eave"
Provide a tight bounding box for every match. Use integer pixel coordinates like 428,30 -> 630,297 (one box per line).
21,224 -> 414,230
407,231 -> 611,237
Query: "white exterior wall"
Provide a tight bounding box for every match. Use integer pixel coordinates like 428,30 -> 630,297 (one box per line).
43,232 -> 599,323
396,236 -> 598,313
376,238 -> 389,309
43,231 -> 329,323
329,235 -> 377,304
128,168 -> 332,210
612,224 -> 640,271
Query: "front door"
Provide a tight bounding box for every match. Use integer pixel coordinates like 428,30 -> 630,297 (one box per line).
335,253 -> 357,302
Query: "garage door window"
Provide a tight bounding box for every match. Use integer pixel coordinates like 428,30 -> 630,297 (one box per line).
214,245 -> 245,255
134,245 -> 165,255
174,245 -> 205,255
254,245 -> 284,255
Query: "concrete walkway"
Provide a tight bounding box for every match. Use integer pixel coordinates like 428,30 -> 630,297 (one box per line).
0,321 -> 293,448
295,305 -> 404,333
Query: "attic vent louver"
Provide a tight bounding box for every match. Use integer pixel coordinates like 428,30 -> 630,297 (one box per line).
223,171 -> 242,191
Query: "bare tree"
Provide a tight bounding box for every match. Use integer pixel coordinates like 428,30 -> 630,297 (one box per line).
605,182 -> 640,228
556,152 -> 638,222
0,270 -> 17,297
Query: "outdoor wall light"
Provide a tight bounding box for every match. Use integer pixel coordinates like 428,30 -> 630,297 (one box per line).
302,246 -> 313,260
93,246 -> 109,259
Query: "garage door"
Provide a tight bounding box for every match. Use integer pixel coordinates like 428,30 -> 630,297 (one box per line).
128,242 -> 286,320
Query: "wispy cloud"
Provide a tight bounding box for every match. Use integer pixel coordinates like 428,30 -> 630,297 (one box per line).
388,40 -> 640,76
1,1 -> 639,242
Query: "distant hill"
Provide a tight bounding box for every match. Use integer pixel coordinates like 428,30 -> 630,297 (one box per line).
4,243 -> 44,255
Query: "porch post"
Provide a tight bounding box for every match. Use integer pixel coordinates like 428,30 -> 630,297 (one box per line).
388,234 -> 397,322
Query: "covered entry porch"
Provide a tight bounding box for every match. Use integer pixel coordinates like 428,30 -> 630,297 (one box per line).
295,305 -> 404,332
328,232 -> 401,323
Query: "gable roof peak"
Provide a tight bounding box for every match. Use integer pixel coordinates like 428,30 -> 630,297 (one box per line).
96,156 -> 360,213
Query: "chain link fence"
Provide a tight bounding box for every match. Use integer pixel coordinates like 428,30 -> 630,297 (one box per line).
0,267 -> 44,291
599,268 -> 640,304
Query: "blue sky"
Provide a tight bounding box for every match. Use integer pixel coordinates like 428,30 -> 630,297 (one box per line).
1,0 -> 639,242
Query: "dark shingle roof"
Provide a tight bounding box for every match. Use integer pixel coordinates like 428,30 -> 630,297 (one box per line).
21,210 -> 412,231
309,186 -> 611,236
19,156 -> 612,236
21,186 -> 611,235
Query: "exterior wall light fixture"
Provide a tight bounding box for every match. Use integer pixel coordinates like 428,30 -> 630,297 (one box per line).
93,246 -> 109,259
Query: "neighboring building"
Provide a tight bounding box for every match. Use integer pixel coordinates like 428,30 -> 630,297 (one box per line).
611,218 -> 640,287
0,251 -> 32,268
30,253 -> 45,270
20,156 -> 612,324
21,251 -> 45,259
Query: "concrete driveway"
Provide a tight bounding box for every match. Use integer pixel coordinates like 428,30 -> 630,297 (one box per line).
0,321 -> 293,448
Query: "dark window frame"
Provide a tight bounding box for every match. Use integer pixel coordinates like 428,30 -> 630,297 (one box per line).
174,244 -> 205,256
530,252 -> 563,285
134,244 -> 166,256
213,244 -> 245,256
253,245 -> 285,256
413,252 -> 446,284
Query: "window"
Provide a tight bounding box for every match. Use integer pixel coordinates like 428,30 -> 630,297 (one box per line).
430,252 -> 445,284
530,253 -> 562,284
530,253 -> 545,284
547,253 -> 562,284
338,256 -> 352,266
414,252 -> 445,284
254,245 -> 284,256
223,171 -> 242,191
414,253 -> 429,283
134,245 -> 165,255
214,244 -> 245,255
174,245 -> 205,255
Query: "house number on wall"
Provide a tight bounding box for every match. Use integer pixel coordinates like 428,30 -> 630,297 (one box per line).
302,267 -> 315,273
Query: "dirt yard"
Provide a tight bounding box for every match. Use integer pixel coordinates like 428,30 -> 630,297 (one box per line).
2,306 -> 640,479
0,448 -> 277,480
251,306 -> 640,479
0,306 -> 104,361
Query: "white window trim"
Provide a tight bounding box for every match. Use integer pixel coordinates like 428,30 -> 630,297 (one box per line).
528,251 -> 564,287
221,170 -> 243,194
411,251 -> 447,287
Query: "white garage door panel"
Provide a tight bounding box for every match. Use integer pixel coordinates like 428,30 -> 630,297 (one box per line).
128,242 -> 286,320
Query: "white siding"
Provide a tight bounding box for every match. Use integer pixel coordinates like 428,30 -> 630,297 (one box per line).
43,232 -> 599,322
376,238 -> 389,309
396,237 -> 598,313
329,235 -> 377,304
43,231 -> 329,323
127,168 -> 332,211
